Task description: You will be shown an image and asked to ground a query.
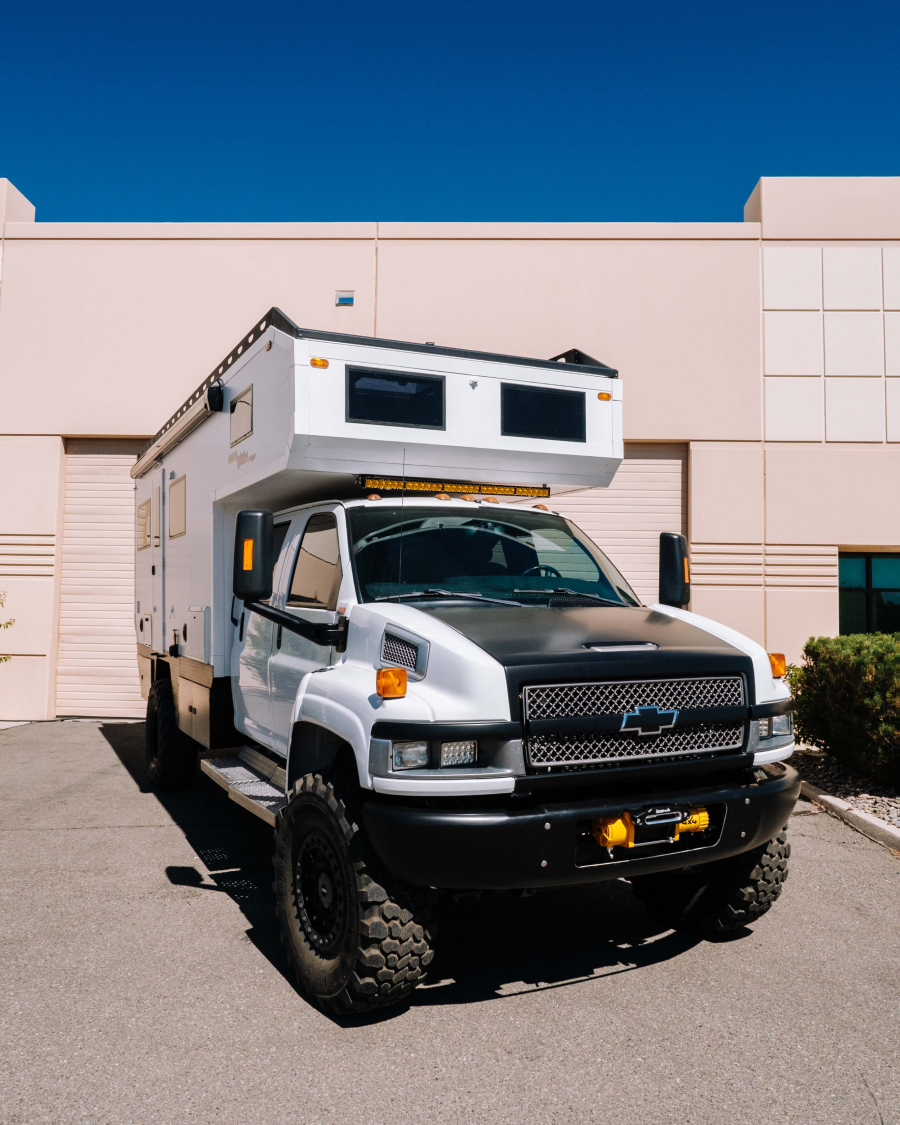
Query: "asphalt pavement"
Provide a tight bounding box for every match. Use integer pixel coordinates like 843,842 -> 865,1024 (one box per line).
1,721 -> 898,1125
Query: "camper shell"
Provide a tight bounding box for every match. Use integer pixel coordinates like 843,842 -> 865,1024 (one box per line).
133,309 -> 798,1015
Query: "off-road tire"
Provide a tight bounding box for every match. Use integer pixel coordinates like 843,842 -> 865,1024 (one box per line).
273,773 -> 437,1014
145,680 -> 196,789
629,829 -> 791,937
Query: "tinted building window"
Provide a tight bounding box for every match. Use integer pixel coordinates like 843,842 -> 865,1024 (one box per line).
839,553 -> 900,634
501,384 -> 586,443
347,368 -> 444,429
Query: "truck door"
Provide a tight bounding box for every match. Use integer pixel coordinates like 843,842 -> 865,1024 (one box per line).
231,522 -> 291,748
268,510 -> 344,755
149,470 -> 165,652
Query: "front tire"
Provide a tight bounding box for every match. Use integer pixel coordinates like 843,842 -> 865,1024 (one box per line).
273,773 -> 436,1014
629,829 -> 791,937
145,680 -> 196,789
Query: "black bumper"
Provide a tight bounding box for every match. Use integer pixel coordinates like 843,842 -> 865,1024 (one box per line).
361,765 -> 801,890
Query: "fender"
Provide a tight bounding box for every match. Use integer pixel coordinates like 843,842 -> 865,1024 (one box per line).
287,669 -> 372,790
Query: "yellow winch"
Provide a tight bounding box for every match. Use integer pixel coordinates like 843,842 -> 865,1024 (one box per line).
593,806 -> 709,849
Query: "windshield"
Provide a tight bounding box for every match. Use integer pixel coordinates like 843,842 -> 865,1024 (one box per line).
346,506 -> 640,607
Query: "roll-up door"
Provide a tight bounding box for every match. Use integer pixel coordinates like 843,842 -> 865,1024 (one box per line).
55,441 -> 147,717
548,443 -> 687,605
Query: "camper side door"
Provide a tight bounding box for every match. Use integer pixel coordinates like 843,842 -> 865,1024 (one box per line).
268,508 -> 345,754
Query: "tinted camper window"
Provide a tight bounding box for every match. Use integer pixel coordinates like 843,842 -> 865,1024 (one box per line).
501,384 -> 586,443
347,368 -> 444,430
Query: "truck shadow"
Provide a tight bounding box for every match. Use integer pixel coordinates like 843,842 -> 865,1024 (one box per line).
101,722 -> 706,1021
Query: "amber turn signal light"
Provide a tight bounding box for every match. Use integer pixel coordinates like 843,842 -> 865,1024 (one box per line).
768,652 -> 786,677
597,391 -> 612,401
242,538 -> 254,570
310,357 -> 329,369
376,667 -> 407,698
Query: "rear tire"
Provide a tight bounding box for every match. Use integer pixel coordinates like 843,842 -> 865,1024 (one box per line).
145,680 -> 196,789
629,829 -> 791,937
273,773 -> 437,1014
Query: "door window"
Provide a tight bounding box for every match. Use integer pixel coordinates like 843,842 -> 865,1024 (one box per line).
287,514 -> 343,610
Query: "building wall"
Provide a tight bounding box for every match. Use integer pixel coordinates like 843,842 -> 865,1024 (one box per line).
1,176 -> 898,716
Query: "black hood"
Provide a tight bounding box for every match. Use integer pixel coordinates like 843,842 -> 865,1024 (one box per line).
421,604 -> 754,720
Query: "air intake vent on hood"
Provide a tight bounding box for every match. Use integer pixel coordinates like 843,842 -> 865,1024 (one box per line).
382,633 -> 418,672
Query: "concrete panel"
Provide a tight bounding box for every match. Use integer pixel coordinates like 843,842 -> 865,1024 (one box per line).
0,656 -> 51,720
764,312 -> 823,375
823,248 -> 883,311
765,445 -> 900,544
763,247 -> 821,310
0,578 -> 56,654
764,378 -> 824,442
0,438 -> 64,534
751,177 -> 900,240
886,381 -> 900,442
885,248 -> 900,310
885,313 -> 900,376
0,179 -> 35,225
766,587 -> 839,664
690,443 -> 763,544
0,239 -> 377,435
690,586 -> 764,646
825,379 -> 885,442
824,313 -> 884,376
375,238 -> 762,441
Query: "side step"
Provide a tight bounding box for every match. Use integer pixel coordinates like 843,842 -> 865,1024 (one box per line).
200,745 -> 287,827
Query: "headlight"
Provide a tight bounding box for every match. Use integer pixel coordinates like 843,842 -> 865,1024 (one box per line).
440,740 -> 477,767
392,741 -> 429,770
759,714 -> 793,739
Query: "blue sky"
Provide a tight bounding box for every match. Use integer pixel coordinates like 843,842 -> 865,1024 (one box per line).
2,0 -> 898,222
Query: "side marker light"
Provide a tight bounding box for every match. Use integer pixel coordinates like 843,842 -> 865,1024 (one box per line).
376,667 -> 407,698
597,392 -> 612,401
310,357 -> 329,369
242,539 -> 253,570
768,652 -> 786,677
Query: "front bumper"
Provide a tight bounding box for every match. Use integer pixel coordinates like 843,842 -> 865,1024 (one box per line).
361,764 -> 801,890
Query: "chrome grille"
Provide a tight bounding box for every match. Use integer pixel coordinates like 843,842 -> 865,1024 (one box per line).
524,676 -> 746,770
524,676 -> 744,720
382,633 -> 418,671
528,723 -> 745,768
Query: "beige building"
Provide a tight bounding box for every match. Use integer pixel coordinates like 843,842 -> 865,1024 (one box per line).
1,174 -> 899,720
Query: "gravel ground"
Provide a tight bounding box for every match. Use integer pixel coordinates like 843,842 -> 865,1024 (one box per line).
792,747 -> 900,827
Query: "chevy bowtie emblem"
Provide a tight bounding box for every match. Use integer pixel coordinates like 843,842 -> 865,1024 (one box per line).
620,705 -> 678,736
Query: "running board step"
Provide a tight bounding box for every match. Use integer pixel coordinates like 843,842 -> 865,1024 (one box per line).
201,746 -> 287,827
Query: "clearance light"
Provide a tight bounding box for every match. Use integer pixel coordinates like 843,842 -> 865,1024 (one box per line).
768,652 -> 786,677
310,357 -> 329,369
376,667 -> 407,698
357,476 -> 550,498
597,392 -> 612,401
392,740 -> 429,770
242,539 -> 254,570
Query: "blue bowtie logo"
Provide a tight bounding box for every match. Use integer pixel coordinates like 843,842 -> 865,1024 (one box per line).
620,705 -> 678,737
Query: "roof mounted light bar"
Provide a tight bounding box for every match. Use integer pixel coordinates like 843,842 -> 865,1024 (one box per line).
357,476 -> 551,498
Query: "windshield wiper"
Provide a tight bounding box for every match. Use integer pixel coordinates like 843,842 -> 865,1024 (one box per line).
513,587 -> 624,607
374,589 -> 522,606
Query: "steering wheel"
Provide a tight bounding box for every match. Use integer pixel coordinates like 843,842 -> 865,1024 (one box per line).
521,565 -> 562,578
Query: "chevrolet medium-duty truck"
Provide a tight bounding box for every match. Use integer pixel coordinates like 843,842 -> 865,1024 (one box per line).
133,308 -> 799,1014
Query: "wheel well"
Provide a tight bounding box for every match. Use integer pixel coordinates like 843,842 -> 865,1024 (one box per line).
287,721 -> 360,795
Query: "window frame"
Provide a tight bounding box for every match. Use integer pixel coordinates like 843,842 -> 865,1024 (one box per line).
345,366 -> 446,431
168,475 -> 187,539
839,551 -> 900,634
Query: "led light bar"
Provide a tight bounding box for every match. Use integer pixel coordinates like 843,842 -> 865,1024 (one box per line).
357,476 -> 550,498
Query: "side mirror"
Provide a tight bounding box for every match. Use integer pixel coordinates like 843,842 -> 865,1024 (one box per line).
659,532 -> 690,607
233,510 -> 274,603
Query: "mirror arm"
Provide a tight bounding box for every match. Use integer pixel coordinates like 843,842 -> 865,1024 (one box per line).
246,601 -> 348,652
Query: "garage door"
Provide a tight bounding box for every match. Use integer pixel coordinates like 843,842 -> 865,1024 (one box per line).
549,443 -> 687,605
55,442 -> 146,717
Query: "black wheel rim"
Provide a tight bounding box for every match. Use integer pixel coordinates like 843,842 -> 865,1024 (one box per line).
294,828 -> 348,957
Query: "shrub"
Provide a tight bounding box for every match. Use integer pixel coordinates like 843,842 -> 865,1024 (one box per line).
789,634 -> 900,786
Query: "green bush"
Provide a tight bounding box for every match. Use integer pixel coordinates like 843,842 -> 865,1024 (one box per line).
788,634 -> 900,785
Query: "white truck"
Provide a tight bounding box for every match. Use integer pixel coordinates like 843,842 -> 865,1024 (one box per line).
133,308 -> 799,1014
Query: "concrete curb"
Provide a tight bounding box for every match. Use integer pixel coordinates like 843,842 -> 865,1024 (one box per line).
801,780 -> 900,851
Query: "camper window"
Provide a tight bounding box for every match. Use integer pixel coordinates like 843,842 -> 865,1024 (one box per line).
136,500 -> 151,550
230,385 -> 253,445
347,367 -> 445,430
501,383 -> 586,443
168,476 -> 186,538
